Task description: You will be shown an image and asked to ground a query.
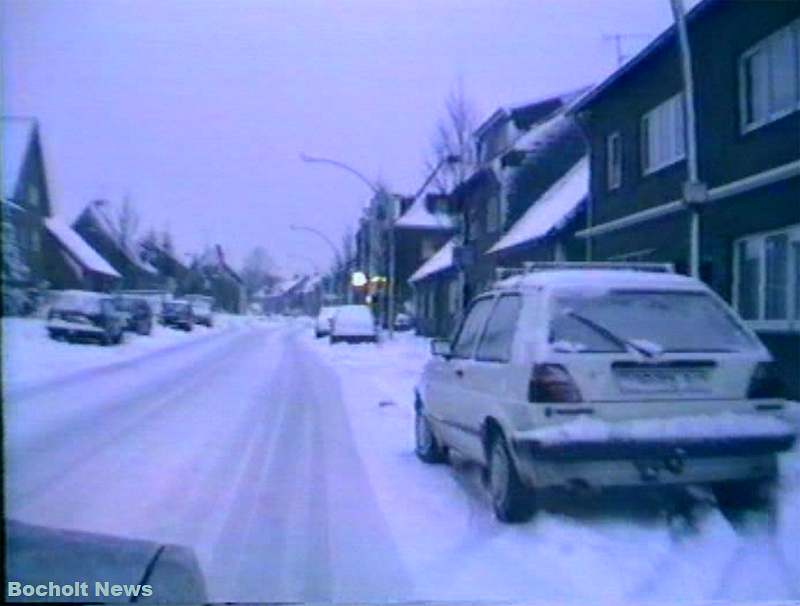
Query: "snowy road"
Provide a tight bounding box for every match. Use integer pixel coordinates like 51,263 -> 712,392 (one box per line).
5,319 -> 800,603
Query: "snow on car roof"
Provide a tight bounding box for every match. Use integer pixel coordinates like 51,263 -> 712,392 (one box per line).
488,156 -> 588,254
334,305 -> 372,318
45,216 -> 122,278
495,269 -> 705,292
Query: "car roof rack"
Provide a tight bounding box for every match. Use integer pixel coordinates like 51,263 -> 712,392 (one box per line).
495,261 -> 675,282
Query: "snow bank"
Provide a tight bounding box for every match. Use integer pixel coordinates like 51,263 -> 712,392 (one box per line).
2,315 -> 254,393
530,413 -> 795,446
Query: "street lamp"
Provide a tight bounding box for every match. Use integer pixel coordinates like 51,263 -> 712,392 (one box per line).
670,0 -> 706,279
289,224 -> 343,299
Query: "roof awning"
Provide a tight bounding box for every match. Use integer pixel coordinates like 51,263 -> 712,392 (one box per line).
489,157 -> 588,255
409,239 -> 456,284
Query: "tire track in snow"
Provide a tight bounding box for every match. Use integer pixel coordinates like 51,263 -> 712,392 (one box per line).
5,327 -> 269,508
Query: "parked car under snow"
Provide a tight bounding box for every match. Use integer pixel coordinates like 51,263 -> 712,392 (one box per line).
113,295 -> 154,335
415,263 -> 798,522
47,290 -> 125,346
161,300 -> 195,331
329,305 -> 377,344
315,306 -> 338,338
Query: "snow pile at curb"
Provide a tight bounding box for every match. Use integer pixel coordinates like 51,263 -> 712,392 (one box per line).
531,412 -> 795,446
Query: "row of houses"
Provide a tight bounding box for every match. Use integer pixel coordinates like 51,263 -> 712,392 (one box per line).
1,117 -> 247,313
343,0 -> 799,397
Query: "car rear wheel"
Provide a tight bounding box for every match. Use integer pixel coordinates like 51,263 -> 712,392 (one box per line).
415,407 -> 446,463
488,434 -> 536,523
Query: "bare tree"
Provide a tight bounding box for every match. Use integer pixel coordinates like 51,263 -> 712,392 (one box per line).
241,246 -> 278,295
425,80 -> 479,193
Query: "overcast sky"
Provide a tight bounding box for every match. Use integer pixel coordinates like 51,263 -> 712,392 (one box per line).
3,0 -> 682,276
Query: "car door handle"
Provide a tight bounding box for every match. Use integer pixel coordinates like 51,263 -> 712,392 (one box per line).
455,368 -> 464,378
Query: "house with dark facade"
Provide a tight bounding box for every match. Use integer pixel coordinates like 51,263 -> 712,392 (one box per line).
185,245 -> 247,313
2,118 -> 52,306
409,90 -> 590,336
409,238 -> 460,337
393,193 -> 455,314
140,235 -> 189,294
449,90 -> 589,303
487,155 -> 588,267
73,200 -> 161,290
43,216 -> 121,291
569,0 -> 800,397
2,118 -> 119,308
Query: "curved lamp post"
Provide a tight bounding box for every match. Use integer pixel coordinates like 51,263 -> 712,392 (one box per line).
290,224 -> 343,298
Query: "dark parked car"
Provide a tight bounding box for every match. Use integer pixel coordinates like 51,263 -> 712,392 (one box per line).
113,296 -> 154,335
161,300 -> 195,331
47,290 -> 125,345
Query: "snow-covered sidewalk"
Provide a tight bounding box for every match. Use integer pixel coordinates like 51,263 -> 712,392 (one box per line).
1,314 -> 262,394
305,329 -> 800,604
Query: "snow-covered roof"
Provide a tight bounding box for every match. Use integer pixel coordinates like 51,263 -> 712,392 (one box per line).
301,274 -> 323,294
2,119 -> 36,199
409,238 -> 455,284
394,197 -> 454,231
45,216 -> 121,278
82,201 -> 158,274
489,157 -> 589,255
508,112 -> 572,158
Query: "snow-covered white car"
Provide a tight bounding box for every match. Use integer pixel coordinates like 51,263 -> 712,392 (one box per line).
47,290 -> 125,345
315,306 -> 338,338
415,263 -> 797,522
329,305 -> 377,344
185,294 -> 214,327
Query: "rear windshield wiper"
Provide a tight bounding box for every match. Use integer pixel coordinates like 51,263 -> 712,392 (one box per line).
565,311 -> 656,358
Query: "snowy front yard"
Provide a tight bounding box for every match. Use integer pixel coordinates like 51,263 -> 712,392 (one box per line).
1,314 -> 261,393
306,329 -> 800,603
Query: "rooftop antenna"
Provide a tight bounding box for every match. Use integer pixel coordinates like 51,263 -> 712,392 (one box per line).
602,33 -> 654,66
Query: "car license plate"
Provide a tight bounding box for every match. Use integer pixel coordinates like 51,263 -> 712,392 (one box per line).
616,369 -> 709,393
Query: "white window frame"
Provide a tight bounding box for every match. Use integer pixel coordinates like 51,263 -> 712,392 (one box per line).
732,223 -> 800,333
641,93 -> 686,175
606,131 -> 622,190
739,18 -> 800,134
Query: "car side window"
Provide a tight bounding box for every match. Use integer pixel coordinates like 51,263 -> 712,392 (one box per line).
451,297 -> 494,358
476,294 -> 522,362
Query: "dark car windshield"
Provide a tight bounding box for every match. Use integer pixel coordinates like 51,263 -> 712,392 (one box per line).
164,302 -> 190,312
549,289 -> 759,353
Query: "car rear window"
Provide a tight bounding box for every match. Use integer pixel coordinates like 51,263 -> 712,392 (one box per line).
549,289 -> 759,353
52,294 -> 103,314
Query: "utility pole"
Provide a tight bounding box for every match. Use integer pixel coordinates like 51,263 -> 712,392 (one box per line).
670,0 -> 706,279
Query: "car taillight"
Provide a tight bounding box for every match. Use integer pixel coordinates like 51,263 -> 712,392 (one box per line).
528,364 -> 583,403
748,361 -> 785,399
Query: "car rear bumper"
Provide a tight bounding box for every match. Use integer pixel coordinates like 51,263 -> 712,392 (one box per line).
511,425 -> 795,488
47,322 -> 105,339
514,433 -> 796,461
